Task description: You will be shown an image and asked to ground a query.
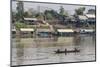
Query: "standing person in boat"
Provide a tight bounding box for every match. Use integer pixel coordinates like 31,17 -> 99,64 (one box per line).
65,48 -> 67,55
57,49 -> 60,53
74,48 -> 77,51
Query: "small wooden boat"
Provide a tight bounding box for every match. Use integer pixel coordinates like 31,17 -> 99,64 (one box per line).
54,48 -> 80,54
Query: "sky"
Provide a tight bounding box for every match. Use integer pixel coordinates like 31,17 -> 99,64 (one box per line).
12,1 -> 95,15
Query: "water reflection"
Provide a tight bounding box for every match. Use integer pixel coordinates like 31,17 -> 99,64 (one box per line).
12,34 -> 96,66
16,37 -> 24,65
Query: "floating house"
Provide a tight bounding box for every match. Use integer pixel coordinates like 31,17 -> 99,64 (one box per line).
68,15 -> 76,24
12,28 -> 16,34
75,15 -> 88,27
78,15 -> 88,21
12,28 -> 16,38
79,29 -> 95,34
24,18 -> 38,25
36,29 -> 52,37
85,14 -> 96,24
20,28 -> 35,38
57,29 -> 74,36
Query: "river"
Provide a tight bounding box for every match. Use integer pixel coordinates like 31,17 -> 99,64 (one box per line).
11,34 -> 96,66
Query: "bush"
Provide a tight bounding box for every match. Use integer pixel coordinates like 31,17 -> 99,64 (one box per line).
15,22 -> 26,29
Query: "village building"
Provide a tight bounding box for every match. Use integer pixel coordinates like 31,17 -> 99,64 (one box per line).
24,18 -> 38,25
36,29 -> 52,37
77,15 -> 88,22
75,15 -> 88,27
57,29 -> 74,36
20,28 -> 35,38
85,14 -> 96,24
12,28 -> 16,38
79,29 -> 95,34
68,15 -> 76,23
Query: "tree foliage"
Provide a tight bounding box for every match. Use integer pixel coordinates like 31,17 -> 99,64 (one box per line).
15,22 -> 26,30
59,6 -> 68,16
59,6 -> 64,16
75,7 -> 85,15
23,11 -> 29,17
44,10 -> 60,20
35,13 -> 44,20
16,1 -> 24,22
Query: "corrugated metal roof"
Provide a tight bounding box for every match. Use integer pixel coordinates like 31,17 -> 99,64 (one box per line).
57,29 -> 74,32
69,15 -> 76,21
80,29 -> 94,32
85,14 -> 95,18
24,18 -> 37,21
12,29 -> 16,31
78,15 -> 87,20
37,29 -> 51,32
20,28 -> 34,31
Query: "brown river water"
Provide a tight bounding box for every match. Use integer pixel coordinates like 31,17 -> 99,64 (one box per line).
11,34 -> 96,66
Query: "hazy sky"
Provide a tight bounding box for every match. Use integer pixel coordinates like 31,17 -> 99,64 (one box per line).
12,1 -> 95,15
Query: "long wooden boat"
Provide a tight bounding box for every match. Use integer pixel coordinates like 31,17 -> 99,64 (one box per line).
54,48 -> 80,54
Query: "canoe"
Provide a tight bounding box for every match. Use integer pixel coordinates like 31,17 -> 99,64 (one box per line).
54,48 -> 80,54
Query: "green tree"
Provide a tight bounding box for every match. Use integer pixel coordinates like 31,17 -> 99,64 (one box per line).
50,10 -> 60,18
44,10 -> 60,20
75,7 -> 85,15
15,22 -> 26,30
12,11 -> 17,23
46,13 -> 53,20
27,8 -> 36,17
35,13 -> 44,20
44,10 -> 53,20
24,10 -> 37,18
16,1 -> 24,22
59,6 -> 65,16
59,6 -> 68,16
59,6 -> 69,23
23,11 -> 29,17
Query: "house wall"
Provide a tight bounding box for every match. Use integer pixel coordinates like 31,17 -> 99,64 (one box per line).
20,31 -> 34,38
